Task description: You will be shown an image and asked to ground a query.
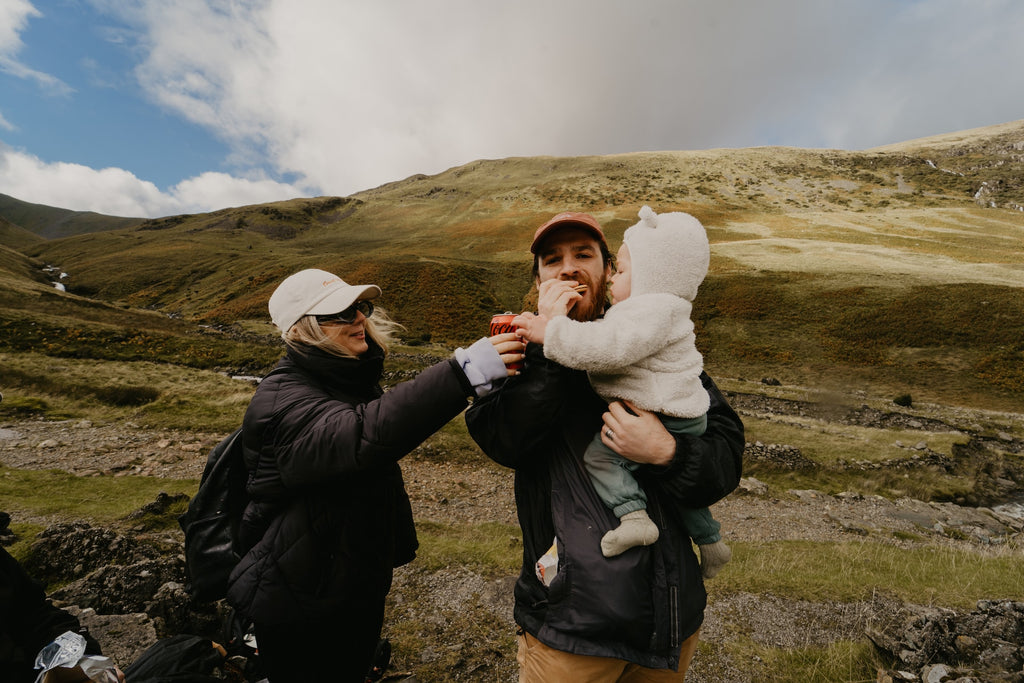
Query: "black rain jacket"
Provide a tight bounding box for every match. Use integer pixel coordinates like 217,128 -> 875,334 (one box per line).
226,340 -> 475,625
465,343 -> 743,669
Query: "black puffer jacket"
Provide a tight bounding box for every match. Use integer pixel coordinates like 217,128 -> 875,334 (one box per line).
465,343 -> 743,669
226,340 -> 475,625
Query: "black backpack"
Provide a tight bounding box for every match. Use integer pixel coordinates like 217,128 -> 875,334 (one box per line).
122,634 -> 227,683
178,427 -> 249,603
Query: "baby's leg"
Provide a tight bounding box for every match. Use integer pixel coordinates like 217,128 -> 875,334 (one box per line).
682,507 -> 731,579
583,433 -> 646,517
583,434 -> 659,557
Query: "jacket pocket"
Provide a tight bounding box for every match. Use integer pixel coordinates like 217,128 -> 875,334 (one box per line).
543,448 -> 655,650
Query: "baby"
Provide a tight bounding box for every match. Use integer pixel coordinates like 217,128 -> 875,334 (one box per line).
513,206 -> 731,577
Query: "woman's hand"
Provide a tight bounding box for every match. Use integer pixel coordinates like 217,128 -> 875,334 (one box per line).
536,279 -> 583,319
489,331 -> 525,375
601,400 -> 675,466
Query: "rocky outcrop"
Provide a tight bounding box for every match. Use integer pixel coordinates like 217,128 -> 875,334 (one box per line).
742,441 -> 817,470
23,522 -> 161,585
17,519 -> 226,661
869,600 -> 1024,682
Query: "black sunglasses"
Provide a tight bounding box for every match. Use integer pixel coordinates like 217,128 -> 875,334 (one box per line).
315,300 -> 374,325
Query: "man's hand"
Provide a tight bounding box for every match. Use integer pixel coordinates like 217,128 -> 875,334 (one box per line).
601,400 -> 675,466
536,279 -> 583,319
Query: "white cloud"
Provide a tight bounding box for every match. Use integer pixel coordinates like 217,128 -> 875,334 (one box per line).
0,0 -> 39,57
0,146 -> 304,217
0,0 -> 72,95
104,0 -> 1024,199
8,0 -> 1024,217
169,172 -> 305,213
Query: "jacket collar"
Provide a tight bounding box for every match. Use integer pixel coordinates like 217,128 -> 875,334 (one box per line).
284,338 -> 386,394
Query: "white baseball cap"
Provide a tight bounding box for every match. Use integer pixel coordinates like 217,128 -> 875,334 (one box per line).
269,269 -> 381,333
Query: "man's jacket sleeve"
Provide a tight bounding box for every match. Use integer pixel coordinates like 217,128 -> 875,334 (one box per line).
642,372 -> 744,508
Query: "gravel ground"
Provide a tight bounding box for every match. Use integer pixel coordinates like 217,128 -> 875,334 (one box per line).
2,414 -> 1022,682
3,416 -> 1016,544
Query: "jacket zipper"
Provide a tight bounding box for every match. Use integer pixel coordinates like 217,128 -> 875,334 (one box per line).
651,493 -> 681,649
669,585 -> 680,648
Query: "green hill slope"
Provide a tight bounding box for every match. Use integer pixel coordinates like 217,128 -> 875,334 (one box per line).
2,121 -> 1023,410
0,215 -> 44,251
0,193 -> 144,239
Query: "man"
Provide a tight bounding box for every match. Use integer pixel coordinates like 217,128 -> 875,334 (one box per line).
465,211 -> 744,681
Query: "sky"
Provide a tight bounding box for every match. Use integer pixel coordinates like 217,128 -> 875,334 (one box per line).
1,0 -> 1023,219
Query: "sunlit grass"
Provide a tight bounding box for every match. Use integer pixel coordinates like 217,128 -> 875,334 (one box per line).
1,351 -> 257,431
742,414 -> 969,466
755,640 -> 879,683
712,540 -> 1024,609
0,465 -> 195,523
413,521 -> 522,576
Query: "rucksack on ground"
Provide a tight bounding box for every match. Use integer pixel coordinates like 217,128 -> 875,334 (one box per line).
178,427 -> 248,604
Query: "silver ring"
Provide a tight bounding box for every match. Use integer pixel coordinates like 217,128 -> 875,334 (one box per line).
605,428 -> 614,439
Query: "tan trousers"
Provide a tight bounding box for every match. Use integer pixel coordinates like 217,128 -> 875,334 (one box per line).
516,630 -> 700,683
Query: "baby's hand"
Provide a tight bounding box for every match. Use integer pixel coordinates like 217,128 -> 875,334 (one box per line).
511,312 -> 549,344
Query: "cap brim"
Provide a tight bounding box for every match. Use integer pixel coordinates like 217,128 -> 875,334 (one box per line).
530,214 -> 606,253
306,284 -> 381,317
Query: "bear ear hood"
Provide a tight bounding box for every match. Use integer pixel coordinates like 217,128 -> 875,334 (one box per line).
623,205 -> 709,301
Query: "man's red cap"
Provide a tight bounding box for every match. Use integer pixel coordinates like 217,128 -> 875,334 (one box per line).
530,211 -> 607,254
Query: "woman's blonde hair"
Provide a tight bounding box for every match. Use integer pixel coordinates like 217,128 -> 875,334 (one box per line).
283,305 -> 405,358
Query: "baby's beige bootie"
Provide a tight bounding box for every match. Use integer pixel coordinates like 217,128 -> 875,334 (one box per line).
698,540 -> 732,579
601,509 -> 660,557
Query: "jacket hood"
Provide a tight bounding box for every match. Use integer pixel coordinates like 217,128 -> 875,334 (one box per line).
623,205 -> 709,301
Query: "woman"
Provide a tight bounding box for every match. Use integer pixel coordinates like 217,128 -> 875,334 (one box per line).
226,268 -> 520,682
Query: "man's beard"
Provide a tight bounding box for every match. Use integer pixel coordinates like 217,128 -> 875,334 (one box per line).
567,271 -> 608,322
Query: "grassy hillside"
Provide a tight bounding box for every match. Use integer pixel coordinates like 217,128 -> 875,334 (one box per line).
0,192 -> 144,239
2,121 -> 1023,412
0,216 -> 43,251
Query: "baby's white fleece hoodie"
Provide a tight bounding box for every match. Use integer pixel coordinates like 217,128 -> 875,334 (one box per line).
542,205 -> 710,418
